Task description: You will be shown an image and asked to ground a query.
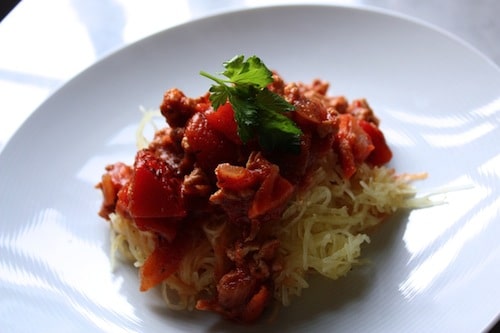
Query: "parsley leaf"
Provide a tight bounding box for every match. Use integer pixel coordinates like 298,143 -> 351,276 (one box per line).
258,105 -> 302,154
200,55 -> 302,154
208,84 -> 230,111
222,55 -> 273,88
228,92 -> 258,143
255,88 -> 295,114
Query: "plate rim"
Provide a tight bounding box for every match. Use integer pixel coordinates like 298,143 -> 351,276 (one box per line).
2,3 -> 500,158
1,3 -> 499,332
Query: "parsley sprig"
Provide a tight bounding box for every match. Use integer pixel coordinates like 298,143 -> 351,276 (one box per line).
200,55 -> 302,154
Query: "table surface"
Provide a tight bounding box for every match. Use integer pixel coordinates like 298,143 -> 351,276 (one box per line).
0,0 -> 499,331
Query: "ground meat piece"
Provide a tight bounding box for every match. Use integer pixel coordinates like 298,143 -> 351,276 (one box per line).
327,95 -> 349,114
267,71 -> 286,95
182,167 -> 212,198
348,98 -> 380,126
182,167 -> 214,212
226,241 -> 260,266
96,162 -> 133,219
149,127 -> 184,156
160,88 -> 199,128
283,82 -> 301,103
307,79 -> 329,95
197,268 -> 273,323
209,187 -> 255,225
217,268 -> 258,309
147,127 -> 187,175
226,239 -> 280,265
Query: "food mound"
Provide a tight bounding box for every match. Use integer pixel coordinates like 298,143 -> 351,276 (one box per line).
97,56 -> 423,323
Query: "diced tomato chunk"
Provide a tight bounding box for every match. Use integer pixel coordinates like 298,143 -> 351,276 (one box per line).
128,150 -> 186,219
115,182 -> 131,218
214,163 -> 259,192
205,103 -> 242,145
139,230 -> 192,291
336,139 -> 356,179
248,169 -> 294,219
334,114 -> 375,178
184,112 -> 239,172
241,285 -> 271,323
248,155 -> 294,220
359,120 -> 393,166
97,163 -> 133,219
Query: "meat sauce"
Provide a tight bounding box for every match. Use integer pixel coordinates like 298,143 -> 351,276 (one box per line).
97,73 -> 392,323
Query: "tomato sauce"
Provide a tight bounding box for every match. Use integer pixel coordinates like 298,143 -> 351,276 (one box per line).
97,74 -> 392,322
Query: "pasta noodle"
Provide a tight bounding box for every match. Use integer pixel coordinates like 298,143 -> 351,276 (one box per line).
109,137 -> 428,311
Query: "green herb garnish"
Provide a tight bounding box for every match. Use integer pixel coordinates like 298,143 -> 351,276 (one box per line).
200,55 -> 302,154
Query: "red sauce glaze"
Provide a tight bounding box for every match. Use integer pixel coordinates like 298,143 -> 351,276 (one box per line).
97,74 -> 393,323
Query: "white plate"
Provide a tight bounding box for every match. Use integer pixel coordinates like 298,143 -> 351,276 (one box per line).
1,4 -> 499,332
